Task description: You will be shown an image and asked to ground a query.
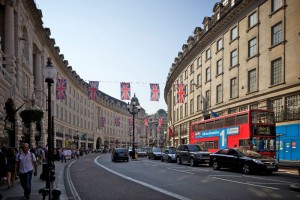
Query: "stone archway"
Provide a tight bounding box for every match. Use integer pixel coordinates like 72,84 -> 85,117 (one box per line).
96,137 -> 102,149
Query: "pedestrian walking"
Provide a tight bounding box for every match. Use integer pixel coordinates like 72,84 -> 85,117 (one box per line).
15,143 -> 38,200
5,147 -> 16,189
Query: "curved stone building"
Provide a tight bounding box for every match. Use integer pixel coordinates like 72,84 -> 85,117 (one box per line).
0,0 -> 146,150
164,0 -> 300,160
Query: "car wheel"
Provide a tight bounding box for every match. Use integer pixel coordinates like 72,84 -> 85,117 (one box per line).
161,157 -> 164,162
177,157 -> 181,165
168,157 -> 172,163
242,163 -> 251,174
212,161 -> 219,170
190,158 -> 196,167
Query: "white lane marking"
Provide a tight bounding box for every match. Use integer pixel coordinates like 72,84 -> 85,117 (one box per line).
94,156 -> 192,200
143,163 -> 157,167
67,161 -> 82,200
212,177 -> 279,190
242,175 -> 296,184
209,175 -> 242,177
167,168 -> 194,174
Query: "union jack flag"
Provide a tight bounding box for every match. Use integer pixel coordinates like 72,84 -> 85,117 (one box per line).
114,116 -> 120,126
129,116 -> 133,126
56,79 -> 67,100
88,81 -> 99,100
120,82 -> 131,100
169,127 -> 174,137
143,118 -> 148,126
158,117 -> 163,127
150,83 -> 160,101
176,83 -> 186,103
99,116 -> 106,128
137,127 -> 142,135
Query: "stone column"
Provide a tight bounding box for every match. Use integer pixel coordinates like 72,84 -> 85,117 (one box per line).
33,52 -> 43,107
4,0 -> 16,77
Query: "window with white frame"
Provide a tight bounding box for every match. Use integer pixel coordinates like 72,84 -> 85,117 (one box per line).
271,58 -> 282,85
184,102 -> 188,116
190,99 -> 194,114
272,22 -> 282,46
180,106 -> 183,119
217,38 -> 223,51
230,77 -> 238,98
206,48 -> 211,60
248,11 -> 257,28
190,80 -> 194,93
231,49 -> 238,67
217,59 -> 223,75
190,64 -> 194,74
223,0 -> 228,6
197,95 -> 201,111
184,70 -> 188,79
206,67 -> 211,82
216,84 -> 223,104
272,0 -> 283,12
231,26 -> 238,41
248,37 -> 257,58
270,98 -> 283,121
197,74 -> 202,86
197,56 -> 202,68
248,69 -> 257,92
205,90 -> 210,108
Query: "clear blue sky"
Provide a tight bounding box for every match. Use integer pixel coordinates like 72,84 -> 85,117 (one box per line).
35,0 -> 219,114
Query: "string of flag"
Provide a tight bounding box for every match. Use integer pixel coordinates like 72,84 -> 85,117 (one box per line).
56,79 -> 188,104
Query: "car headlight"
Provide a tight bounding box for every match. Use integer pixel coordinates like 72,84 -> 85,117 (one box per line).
253,159 -> 263,164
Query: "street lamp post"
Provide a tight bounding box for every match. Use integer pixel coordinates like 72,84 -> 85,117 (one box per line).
127,94 -> 141,159
40,58 -> 60,199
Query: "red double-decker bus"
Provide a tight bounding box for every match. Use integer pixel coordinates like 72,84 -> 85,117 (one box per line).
190,109 -> 276,158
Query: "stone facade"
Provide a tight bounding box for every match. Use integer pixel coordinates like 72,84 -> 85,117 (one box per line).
164,0 -> 300,147
0,0 -> 146,150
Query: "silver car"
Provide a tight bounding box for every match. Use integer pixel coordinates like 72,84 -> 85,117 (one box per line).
161,148 -> 176,163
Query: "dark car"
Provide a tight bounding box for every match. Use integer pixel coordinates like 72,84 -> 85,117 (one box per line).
161,147 -> 176,163
176,144 -> 210,167
148,147 -> 162,160
111,148 -> 129,162
210,148 -> 279,174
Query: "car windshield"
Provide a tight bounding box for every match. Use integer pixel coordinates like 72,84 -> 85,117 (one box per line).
237,149 -> 262,158
153,148 -> 161,152
168,149 -> 176,154
116,148 -> 127,153
189,145 -> 203,151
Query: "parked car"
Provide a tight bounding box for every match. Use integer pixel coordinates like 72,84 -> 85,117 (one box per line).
148,147 -> 162,160
161,147 -> 176,163
210,148 -> 279,174
176,144 -> 210,167
111,148 -> 129,162
137,148 -> 148,157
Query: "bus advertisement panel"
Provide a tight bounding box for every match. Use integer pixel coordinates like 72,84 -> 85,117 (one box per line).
190,109 -> 276,158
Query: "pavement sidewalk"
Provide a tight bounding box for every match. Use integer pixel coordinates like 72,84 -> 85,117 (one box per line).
0,161 -> 68,200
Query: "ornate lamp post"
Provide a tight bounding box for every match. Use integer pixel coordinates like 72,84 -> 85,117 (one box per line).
127,94 -> 141,159
41,58 -> 60,199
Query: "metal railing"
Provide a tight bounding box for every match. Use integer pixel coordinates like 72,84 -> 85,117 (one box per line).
275,109 -> 300,122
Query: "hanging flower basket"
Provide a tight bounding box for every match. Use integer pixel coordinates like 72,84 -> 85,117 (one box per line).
19,109 -> 44,127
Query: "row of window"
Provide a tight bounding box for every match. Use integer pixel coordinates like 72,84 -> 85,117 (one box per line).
183,20 -> 283,88
173,56 -> 283,121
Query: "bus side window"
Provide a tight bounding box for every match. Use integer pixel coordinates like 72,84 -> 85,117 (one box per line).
225,116 -> 235,126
